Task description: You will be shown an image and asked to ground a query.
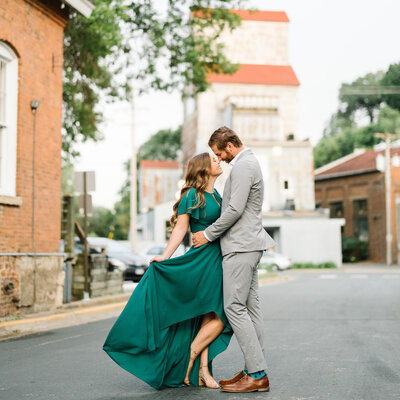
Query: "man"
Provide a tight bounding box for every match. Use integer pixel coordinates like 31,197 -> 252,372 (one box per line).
192,126 -> 276,393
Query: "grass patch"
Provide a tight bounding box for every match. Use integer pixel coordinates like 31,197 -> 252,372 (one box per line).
258,264 -> 278,273
292,262 -> 337,269
0,313 -> 21,323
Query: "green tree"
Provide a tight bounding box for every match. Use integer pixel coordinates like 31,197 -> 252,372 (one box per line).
314,65 -> 400,169
375,105 -> 400,134
137,127 -> 182,162
86,207 -> 116,238
314,106 -> 400,169
63,0 -> 247,160
322,111 -> 355,138
381,63 -> 400,112
112,159 -> 131,240
339,71 -> 384,123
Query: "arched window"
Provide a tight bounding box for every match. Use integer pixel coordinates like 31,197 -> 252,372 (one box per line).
0,41 -> 18,197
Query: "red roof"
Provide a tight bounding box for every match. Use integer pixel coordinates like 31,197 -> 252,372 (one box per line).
140,160 -> 180,169
315,147 -> 400,180
193,9 -> 289,22
230,9 -> 289,22
208,64 -> 300,86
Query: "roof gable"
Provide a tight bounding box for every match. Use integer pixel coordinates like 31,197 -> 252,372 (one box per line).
315,147 -> 400,180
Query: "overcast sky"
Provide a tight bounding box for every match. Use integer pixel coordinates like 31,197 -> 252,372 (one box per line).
75,0 -> 400,209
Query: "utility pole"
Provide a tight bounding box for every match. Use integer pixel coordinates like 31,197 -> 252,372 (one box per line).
374,132 -> 399,265
130,88 -> 137,251
83,171 -> 90,299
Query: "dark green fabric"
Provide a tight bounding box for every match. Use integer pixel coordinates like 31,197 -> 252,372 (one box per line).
103,189 -> 232,390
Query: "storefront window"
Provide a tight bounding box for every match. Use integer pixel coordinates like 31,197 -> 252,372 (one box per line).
353,199 -> 368,242
329,201 -> 344,218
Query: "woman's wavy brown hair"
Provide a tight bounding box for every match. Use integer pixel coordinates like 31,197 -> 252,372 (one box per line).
170,152 -> 211,229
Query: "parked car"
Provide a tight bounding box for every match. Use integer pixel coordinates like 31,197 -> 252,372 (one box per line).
259,250 -> 292,271
141,244 -> 186,265
76,237 -> 149,282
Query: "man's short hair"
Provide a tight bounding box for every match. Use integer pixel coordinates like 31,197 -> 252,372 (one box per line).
208,126 -> 243,150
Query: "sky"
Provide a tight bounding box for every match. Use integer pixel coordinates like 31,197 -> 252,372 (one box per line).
75,0 -> 400,209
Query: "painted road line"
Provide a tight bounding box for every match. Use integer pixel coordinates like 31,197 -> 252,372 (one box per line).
350,274 -> 369,279
382,275 -> 400,279
36,334 -> 83,347
320,274 -> 337,279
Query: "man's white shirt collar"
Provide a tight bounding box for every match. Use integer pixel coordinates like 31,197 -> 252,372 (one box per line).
229,147 -> 250,166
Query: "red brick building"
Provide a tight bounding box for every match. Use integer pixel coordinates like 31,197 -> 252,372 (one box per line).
0,0 -> 94,316
315,147 -> 400,264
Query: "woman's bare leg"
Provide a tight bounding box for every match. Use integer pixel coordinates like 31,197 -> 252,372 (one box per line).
184,312 -> 225,385
198,346 -> 219,388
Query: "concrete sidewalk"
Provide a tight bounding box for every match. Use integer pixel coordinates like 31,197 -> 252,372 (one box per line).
0,291 -> 133,341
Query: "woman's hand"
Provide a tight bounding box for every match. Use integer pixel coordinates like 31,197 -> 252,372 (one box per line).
149,255 -> 167,264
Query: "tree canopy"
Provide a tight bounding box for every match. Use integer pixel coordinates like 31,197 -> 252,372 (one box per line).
314,63 -> 400,168
63,0 -> 247,160
381,63 -> 400,111
137,127 -> 182,162
339,71 -> 384,124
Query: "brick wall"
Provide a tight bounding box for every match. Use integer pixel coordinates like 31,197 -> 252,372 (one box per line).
315,170 -> 398,263
0,0 -> 67,253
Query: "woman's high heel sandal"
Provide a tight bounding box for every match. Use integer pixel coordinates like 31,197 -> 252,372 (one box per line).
183,348 -> 200,386
198,365 -> 220,389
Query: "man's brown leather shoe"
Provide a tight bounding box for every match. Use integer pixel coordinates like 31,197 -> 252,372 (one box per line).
220,374 -> 270,393
218,370 -> 245,386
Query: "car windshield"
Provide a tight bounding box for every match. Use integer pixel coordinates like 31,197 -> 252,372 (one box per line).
147,247 -> 165,255
88,239 -> 134,254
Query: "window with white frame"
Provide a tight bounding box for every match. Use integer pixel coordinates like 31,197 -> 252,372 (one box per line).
0,41 -> 18,197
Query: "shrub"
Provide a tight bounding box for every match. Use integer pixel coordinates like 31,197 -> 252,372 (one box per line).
342,237 -> 368,262
292,262 -> 337,269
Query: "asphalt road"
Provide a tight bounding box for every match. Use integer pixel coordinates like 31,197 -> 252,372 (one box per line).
1,269 -> 400,400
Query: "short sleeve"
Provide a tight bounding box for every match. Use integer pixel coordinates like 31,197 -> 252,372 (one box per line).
177,188 -> 202,220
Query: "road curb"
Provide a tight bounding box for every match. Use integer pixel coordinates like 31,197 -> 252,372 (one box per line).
259,275 -> 291,285
0,294 -> 132,340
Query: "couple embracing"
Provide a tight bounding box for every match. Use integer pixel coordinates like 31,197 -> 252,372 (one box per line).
103,126 -> 276,393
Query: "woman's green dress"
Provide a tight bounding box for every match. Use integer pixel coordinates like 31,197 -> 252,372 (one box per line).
103,188 -> 232,390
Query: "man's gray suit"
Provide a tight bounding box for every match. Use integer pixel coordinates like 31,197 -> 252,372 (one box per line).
205,149 -> 276,373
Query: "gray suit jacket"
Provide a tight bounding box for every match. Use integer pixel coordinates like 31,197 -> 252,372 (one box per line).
205,149 -> 276,256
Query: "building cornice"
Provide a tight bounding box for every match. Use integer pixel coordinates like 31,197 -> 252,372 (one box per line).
64,0 -> 95,18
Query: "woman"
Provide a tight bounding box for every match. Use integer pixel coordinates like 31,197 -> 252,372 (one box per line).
103,153 -> 232,390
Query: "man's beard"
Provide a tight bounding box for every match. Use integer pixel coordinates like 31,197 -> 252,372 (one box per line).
225,149 -> 235,163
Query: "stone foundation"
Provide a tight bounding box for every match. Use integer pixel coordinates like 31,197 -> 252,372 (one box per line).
0,254 -> 64,317
72,254 -> 123,299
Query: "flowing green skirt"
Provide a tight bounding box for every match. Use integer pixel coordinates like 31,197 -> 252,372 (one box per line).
103,241 -> 232,389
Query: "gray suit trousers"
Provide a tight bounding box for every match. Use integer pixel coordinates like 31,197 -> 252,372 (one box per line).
223,251 -> 267,373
